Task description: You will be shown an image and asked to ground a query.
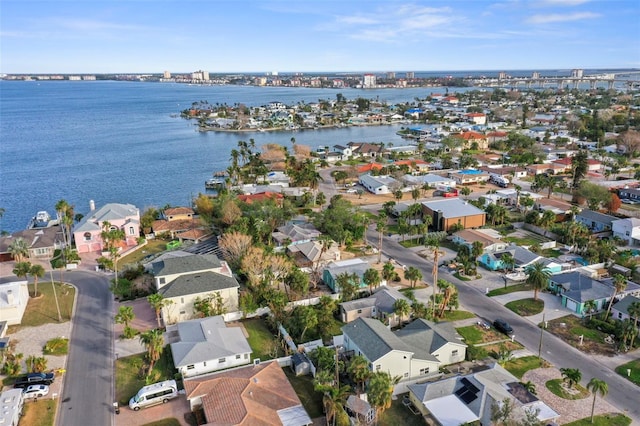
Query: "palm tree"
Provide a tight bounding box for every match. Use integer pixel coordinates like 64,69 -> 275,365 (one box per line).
628,301 -> 640,348
583,300 -> 597,319
381,261 -> 395,282
586,378 -> 608,423
138,329 -> 164,376
147,293 -> 172,328
501,252 -> 515,273
604,274 -> 627,321
404,266 -> 423,288
560,367 -> 582,390
375,213 -> 387,264
618,319 -> 638,351
101,221 -> 126,284
12,261 -> 31,281
519,380 -> 537,395
7,238 -> 29,262
368,371 -> 400,424
393,299 -> 411,324
347,355 -> 371,394
525,262 -> 550,301
29,264 -> 45,297
115,305 -> 135,337
363,268 -> 381,295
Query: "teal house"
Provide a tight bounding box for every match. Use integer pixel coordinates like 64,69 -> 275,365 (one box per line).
549,272 -> 613,315
323,259 -> 369,293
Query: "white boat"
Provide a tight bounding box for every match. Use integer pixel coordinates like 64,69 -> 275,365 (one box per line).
505,272 -> 528,282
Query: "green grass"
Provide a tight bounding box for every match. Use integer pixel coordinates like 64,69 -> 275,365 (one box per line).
505,298 -> 544,316
243,318 -> 280,361
8,282 -> 75,332
440,310 -> 476,321
43,337 -> 69,355
453,272 -> 471,281
141,419 -> 182,426
115,347 -> 176,406
542,248 -> 562,258
119,239 -> 170,266
379,397 -> 426,426
502,356 -> 546,379
285,370 -> 324,419
20,399 -> 56,426
487,283 -> 532,297
456,326 -> 484,345
615,358 -> 640,386
563,414 -> 632,426
545,379 -> 590,400
399,238 -> 425,248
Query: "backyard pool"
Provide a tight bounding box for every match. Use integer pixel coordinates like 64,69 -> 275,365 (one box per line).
459,169 -> 483,175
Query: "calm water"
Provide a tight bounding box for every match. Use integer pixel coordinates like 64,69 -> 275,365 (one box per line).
1,81 -> 457,232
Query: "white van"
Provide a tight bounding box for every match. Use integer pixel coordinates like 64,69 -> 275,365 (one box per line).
129,380 -> 178,411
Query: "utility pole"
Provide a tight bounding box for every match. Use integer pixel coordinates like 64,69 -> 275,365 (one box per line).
538,313 -> 545,359
50,269 -> 62,322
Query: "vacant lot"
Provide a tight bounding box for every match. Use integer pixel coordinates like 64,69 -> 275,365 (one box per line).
505,298 -> 544,316
547,315 -> 615,355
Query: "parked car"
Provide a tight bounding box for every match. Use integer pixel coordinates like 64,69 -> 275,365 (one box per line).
493,319 -> 514,335
13,372 -> 55,388
23,384 -> 49,399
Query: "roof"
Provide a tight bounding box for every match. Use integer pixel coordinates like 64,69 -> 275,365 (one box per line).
324,259 -> 370,281
422,198 -> 486,218
490,246 -> 541,267
184,361 -> 311,426
171,316 -> 251,368
550,272 -> 612,303
158,271 -> 239,298
341,317 -> 413,362
576,210 -> 616,226
73,203 -> 139,233
612,295 -> 640,317
537,198 -> 573,211
452,131 -> 485,140
272,223 -> 321,244
424,394 -> 479,426
340,287 -> 411,315
395,319 -> 465,359
165,207 -> 194,216
152,254 -> 222,277
359,174 -> 398,189
5,226 -> 64,250
453,229 -> 501,247
237,192 -> 284,204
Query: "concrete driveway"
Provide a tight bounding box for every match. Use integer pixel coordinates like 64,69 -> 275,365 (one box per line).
491,291 -> 574,325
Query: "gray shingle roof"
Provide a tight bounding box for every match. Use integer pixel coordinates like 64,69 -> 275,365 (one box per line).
152,254 -> 222,276
395,319 -> 465,360
73,203 -> 138,233
171,316 -> 251,367
421,198 -> 485,218
612,295 -> 640,316
576,210 -> 616,226
340,287 -> 411,316
158,271 -> 238,298
551,272 -> 612,303
342,317 -> 411,361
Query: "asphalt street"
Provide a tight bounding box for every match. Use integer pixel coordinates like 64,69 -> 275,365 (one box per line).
368,228 -> 640,423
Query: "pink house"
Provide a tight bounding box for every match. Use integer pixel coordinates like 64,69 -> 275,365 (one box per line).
72,201 -> 140,253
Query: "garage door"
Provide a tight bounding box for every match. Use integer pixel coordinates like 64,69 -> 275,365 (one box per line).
566,299 -> 577,312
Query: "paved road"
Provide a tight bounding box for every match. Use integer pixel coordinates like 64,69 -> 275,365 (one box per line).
55,270 -> 114,426
367,228 -> 640,423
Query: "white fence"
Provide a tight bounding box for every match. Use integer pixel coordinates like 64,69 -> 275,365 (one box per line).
223,293 -> 340,322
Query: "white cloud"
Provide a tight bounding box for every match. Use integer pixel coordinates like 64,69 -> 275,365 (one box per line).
527,12 -> 600,24
539,0 -> 591,5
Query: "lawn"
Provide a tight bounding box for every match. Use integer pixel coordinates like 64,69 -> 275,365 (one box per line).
502,356 -> 546,379
243,318 -> 281,361
505,298 -> 544,316
439,310 -> 476,321
119,239 -> 170,266
141,419 -> 182,426
456,325 -> 509,345
542,248 -> 563,258
615,358 -> 640,386
399,238 -> 425,248
547,315 -> 612,355
285,370 -> 324,419
545,379 -> 590,400
487,283 -> 532,297
115,347 -> 176,406
19,399 -> 57,426
379,397 -> 426,426
563,414 -> 632,426
8,282 -> 75,332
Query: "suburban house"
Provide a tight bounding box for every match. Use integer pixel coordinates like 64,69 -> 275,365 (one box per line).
341,318 -> 466,384
73,201 -> 140,253
0,388 -> 23,426
323,258 -> 370,293
548,271 -> 619,314
345,395 -> 376,425
151,254 -> 240,324
452,229 -> 506,254
575,210 -> 616,233
287,240 -> 341,268
421,198 -> 486,232
448,170 -> 490,186
348,142 -> 385,158
612,295 -> 640,321
618,187 -> 640,202
535,198 -> 573,220
359,174 -> 400,195
0,226 -> 64,260
168,315 -> 252,378
451,131 -> 489,150
0,281 -> 29,325
339,286 -> 411,327
151,207 -> 207,240
408,363 -> 559,426
184,361 -> 312,426
332,144 -> 353,160
479,245 -> 542,272
271,223 -> 321,248
612,218 -> 640,246
402,174 -> 456,190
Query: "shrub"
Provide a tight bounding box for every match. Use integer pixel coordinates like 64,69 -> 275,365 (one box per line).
43,337 -> 69,355
587,318 -> 617,335
466,345 -> 488,361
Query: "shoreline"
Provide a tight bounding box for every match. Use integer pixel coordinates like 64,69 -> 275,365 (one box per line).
194,121 -> 409,133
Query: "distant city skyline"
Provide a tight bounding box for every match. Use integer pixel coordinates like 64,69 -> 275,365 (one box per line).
1,0 -> 639,74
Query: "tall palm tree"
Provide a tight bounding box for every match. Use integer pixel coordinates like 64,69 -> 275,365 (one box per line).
115,305 -> 135,330
628,301 -> 640,348
147,293 -> 172,328
367,371 -> 400,425
583,300 -> 597,319
618,319 -> 638,351
525,262 -> 550,301
7,238 -> 29,262
29,264 -> 45,298
375,213 -> 387,264
501,252 -> 516,273
586,378 -> 608,423
404,266 -> 422,289
604,274 -> 627,321
560,367 -> 582,390
363,268 -> 381,295
12,261 -> 31,281
138,329 -> 164,376
347,355 -> 371,394
393,299 -> 411,324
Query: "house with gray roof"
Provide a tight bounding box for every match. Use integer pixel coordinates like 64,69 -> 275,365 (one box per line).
72,201 -> 140,254
408,363 -> 558,426
575,210 -> 616,233
168,315 -> 251,378
339,286 -> 410,327
479,245 -> 542,272
612,295 -> 640,322
549,271 -> 619,315
151,254 -> 239,324
359,174 -> 400,195
323,259 -> 370,293
271,223 -> 321,248
612,218 -> 640,246
341,317 -> 466,384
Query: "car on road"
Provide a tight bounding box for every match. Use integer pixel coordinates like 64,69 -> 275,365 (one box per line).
13,372 -> 55,388
493,318 -> 514,335
23,384 -> 49,400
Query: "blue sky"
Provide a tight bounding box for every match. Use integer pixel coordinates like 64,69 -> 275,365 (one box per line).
1,0 -> 639,73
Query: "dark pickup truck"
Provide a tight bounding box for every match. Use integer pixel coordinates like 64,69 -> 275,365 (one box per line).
13,372 -> 55,388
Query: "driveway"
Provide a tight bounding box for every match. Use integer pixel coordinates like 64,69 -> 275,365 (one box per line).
114,299 -> 157,358
491,291 -> 574,324
115,395 -> 191,426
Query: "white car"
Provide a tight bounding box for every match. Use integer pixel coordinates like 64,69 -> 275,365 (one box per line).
23,384 -> 49,399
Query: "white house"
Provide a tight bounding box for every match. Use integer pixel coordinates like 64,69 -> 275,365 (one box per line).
151,254 -> 240,324
0,389 -> 23,426
168,316 -> 252,377
0,281 -> 29,326
359,174 -> 399,195
341,318 -> 466,384
612,218 -> 640,246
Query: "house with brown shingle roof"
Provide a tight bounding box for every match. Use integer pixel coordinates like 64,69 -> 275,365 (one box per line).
184,360 -> 312,426
152,207 -> 205,240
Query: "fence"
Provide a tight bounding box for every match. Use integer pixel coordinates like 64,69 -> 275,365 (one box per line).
222,293 -> 340,322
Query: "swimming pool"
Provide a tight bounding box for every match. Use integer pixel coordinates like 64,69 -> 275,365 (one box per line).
459,169 -> 482,175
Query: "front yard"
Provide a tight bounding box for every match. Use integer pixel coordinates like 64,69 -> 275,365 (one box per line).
115,347 -> 176,406
615,358 -> 640,386
8,282 -> 75,331
505,298 -> 544,316
502,355 -> 547,379
547,315 -> 615,355
487,282 -> 533,297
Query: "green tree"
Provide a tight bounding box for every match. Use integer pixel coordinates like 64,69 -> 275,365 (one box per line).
628,301 -> 640,348
604,274 -> 627,321
298,305 -> 318,342
336,272 -> 359,302
12,261 -> 31,281
29,263 -> 45,297
147,293 -> 173,328
138,329 -> 164,376
382,261 -> 395,282
571,149 -> 589,189
115,305 -> 136,339
101,221 -> 126,284
393,299 -> 411,324
525,262 -> 550,301
560,367 -> 582,389
193,293 -> 227,317
7,238 -> 29,262
393,189 -> 403,201
375,213 -> 387,264
347,355 -> 371,394
363,268 -> 381,295
404,266 -> 423,288
501,252 -> 515,274
367,371 -> 399,424
586,378 -> 608,423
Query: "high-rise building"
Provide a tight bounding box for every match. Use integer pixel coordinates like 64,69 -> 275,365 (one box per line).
163,70 -> 171,79
405,71 -> 415,79
363,74 -> 376,88
386,71 -> 396,79
532,71 -> 540,79
571,69 -> 584,78
498,71 -> 507,80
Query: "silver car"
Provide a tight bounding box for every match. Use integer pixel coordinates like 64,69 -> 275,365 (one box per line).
23,384 -> 49,399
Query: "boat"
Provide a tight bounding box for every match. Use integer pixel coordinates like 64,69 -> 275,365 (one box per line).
505,271 -> 528,282
27,211 -> 55,229
205,178 -> 226,190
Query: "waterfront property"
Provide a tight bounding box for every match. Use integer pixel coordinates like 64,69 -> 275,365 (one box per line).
72,201 -> 141,253
0,225 -> 64,261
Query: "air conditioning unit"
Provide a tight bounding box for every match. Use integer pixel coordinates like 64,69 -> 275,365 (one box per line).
254,359 -> 261,366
